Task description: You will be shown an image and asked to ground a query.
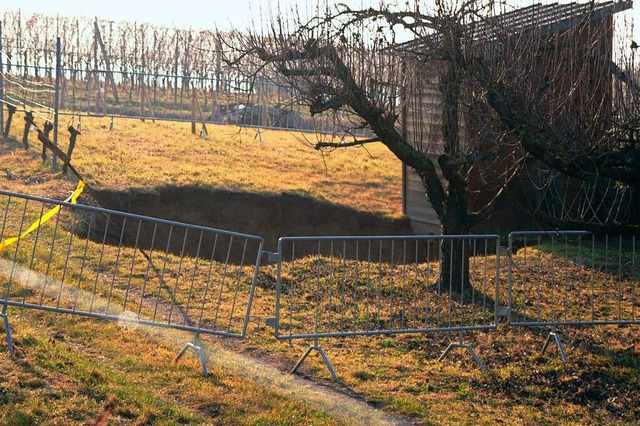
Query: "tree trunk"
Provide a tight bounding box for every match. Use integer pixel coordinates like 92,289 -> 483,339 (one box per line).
440,222 -> 472,296
437,27 -> 473,296
439,192 -> 473,296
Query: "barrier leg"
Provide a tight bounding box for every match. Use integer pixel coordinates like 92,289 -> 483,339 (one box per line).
291,339 -> 340,383
437,331 -> 485,369
1,305 -> 14,354
174,333 -> 208,377
541,326 -> 567,362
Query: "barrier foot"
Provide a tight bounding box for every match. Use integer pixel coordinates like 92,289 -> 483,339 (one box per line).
175,335 -> 208,377
291,344 -> 341,383
1,306 -> 14,354
437,332 -> 485,369
541,327 -> 567,362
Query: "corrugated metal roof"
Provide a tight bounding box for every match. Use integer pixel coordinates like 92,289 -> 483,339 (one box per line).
471,1 -> 632,39
396,1 -> 632,52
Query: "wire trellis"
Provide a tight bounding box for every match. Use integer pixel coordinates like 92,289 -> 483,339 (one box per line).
0,12 -> 367,136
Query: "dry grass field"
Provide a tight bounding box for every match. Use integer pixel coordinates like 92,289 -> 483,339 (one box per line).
0,114 -> 639,425
67,117 -> 403,218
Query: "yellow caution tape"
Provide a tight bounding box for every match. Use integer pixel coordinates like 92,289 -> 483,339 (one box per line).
0,180 -> 85,253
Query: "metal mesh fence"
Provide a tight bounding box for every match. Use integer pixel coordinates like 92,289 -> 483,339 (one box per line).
508,231 -> 639,327
274,235 -> 500,340
0,188 -> 264,337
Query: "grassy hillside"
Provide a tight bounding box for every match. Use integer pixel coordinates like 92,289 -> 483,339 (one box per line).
0,118 -> 404,425
65,117 -> 403,218
0,116 -> 639,425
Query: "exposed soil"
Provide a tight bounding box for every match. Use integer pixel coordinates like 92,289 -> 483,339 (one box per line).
94,185 -> 411,252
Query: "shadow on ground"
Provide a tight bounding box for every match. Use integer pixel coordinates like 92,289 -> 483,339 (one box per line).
95,185 -> 411,253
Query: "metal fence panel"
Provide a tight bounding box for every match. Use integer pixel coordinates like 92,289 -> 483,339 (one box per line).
0,189 -> 264,338
274,235 -> 501,341
508,231 -> 639,327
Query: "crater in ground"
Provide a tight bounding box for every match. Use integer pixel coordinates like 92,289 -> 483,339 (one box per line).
95,185 -> 411,252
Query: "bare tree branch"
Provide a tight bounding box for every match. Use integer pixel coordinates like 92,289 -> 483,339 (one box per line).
223,0 -> 638,242
314,137 -> 380,150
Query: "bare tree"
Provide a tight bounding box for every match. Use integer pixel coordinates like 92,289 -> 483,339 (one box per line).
223,0 -> 639,292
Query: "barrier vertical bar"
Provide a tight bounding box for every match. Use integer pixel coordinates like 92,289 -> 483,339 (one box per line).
173,33 -> 179,107
53,36 -> 61,167
0,21 -> 4,138
1,305 -> 13,354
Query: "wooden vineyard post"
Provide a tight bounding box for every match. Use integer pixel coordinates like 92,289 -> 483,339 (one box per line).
211,37 -> 222,122
59,72 -> 69,110
139,71 -> 154,122
140,73 -> 146,121
53,36 -> 61,167
258,79 -> 269,127
92,25 -> 100,115
41,121 -> 54,161
3,105 -> 15,139
191,90 -> 197,134
94,72 -> 103,115
194,91 -> 208,137
62,125 -> 81,174
173,32 -> 179,108
210,87 -> 219,123
22,111 -> 33,150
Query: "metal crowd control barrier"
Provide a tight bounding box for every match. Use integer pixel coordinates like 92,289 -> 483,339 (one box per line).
271,235 -> 501,381
507,231 -> 639,361
0,189 -> 264,376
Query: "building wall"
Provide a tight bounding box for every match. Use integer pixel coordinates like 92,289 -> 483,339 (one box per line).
401,14 -> 615,234
403,164 -> 441,234
401,62 -> 446,234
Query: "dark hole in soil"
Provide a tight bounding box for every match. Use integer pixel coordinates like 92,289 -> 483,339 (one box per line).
90,186 -> 413,261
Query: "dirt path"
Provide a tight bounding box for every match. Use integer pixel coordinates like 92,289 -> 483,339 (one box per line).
120,316 -> 412,425
0,259 -> 411,425
198,338 -> 412,426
